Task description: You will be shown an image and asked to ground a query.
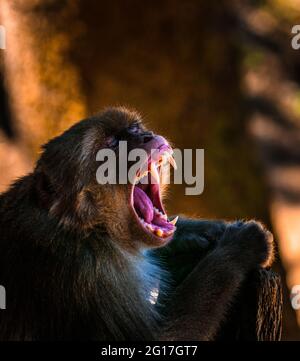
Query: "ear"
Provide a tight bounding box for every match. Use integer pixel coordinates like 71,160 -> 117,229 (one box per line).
74,189 -> 99,228
34,169 -> 56,209
48,188 -> 98,230
35,168 -> 99,229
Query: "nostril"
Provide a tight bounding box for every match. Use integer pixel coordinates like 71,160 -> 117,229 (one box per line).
143,136 -> 152,143
142,131 -> 154,143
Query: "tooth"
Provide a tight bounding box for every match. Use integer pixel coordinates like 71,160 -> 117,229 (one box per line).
155,228 -> 163,237
150,163 -> 160,184
170,216 -> 178,226
136,168 -> 149,182
168,154 -> 177,170
153,207 -> 167,220
146,224 -> 154,231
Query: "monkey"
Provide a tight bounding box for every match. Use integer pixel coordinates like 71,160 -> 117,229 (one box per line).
0,107 -> 275,341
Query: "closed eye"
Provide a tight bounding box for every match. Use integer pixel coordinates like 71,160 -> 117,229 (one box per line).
128,123 -> 142,134
106,136 -> 119,148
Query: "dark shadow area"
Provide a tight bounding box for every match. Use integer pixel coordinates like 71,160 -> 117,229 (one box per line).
0,71 -> 14,139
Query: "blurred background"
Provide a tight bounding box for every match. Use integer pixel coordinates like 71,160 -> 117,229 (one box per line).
0,0 -> 300,340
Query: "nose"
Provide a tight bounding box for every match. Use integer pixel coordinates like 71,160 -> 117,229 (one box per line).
142,131 -> 154,144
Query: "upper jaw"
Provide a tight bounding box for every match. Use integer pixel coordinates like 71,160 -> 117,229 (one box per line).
142,135 -> 171,154
135,136 -> 177,186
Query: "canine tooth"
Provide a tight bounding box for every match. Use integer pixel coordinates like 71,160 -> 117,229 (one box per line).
168,154 -> 177,170
170,216 -> 178,226
155,228 -> 163,237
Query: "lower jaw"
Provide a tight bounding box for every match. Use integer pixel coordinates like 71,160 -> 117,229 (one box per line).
132,211 -> 176,246
141,229 -> 174,247
130,167 -> 176,244
138,209 -> 175,238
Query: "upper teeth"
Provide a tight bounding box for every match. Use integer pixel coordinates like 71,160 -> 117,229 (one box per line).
136,170 -> 148,182
135,150 -> 177,184
150,163 -> 160,184
165,153 -> 177,170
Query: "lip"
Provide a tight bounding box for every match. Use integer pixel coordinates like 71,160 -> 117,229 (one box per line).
130,136 -> 178,244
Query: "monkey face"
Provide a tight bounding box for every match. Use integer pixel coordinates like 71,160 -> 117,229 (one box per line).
36,107 -> 177,251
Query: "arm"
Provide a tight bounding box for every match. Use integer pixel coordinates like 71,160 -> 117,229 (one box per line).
155,219 -> 275,341
151,217 -> 227,286
215,267 -> 282,341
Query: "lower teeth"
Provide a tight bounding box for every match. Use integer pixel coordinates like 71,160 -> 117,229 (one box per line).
139,211 -> 176,238
146,224 -> 154,232
139,218 -> 165,237
153,207 -> 167,220
155,229 -> 163,237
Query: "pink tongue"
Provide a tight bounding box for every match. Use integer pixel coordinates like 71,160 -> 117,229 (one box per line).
152,213 -> 175,231
133,187 -> 154,223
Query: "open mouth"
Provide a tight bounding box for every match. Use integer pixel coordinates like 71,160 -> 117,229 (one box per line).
131,141 -> 178,241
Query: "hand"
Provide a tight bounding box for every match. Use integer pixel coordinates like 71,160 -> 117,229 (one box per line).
219,220 -> 274,270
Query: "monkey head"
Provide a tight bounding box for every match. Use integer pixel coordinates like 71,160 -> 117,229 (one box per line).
35,107 -> 177,251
